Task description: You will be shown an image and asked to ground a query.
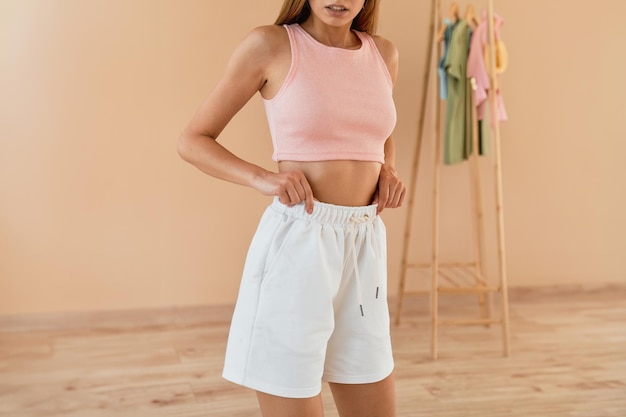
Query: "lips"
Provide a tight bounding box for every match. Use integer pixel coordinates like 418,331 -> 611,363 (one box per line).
326,4 -> 349,12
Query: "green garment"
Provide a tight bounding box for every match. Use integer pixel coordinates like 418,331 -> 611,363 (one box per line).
444,20 -> 471,165
443,21 -> 490,165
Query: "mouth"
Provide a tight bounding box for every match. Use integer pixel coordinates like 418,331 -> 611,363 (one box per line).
326,4 -> 349,12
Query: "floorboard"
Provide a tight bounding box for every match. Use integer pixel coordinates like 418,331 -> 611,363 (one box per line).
0,285 -> 624,416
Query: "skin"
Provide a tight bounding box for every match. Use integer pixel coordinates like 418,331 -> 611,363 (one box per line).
178,0 -> 403,415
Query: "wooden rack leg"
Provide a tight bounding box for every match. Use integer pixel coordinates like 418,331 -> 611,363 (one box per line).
488,0 -> 511,357
430,0 -> 443,361
431,131 -> 441,360
469,81 -> 492,326
395,0 -> 439,326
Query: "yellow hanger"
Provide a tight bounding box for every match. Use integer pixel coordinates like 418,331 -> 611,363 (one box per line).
484,39 -> 509,74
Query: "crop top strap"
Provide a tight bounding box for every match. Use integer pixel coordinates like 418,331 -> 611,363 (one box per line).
356,30 -> 394,87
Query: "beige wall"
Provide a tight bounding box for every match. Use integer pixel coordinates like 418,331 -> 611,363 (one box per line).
1,0 -> 625,315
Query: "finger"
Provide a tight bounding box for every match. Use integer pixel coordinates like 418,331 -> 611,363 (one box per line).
376,200 -> 385,214
285,187 -> 300,206
277,189 -> 291,206
291,178 -> 307,208
371,189 -> 379,205
390,184 -> 403,207
301,177 -> 315,214
387,183 -> 406,208
294,181 -> 307,204
398,186 -> 407,207
377,184 -> 390,214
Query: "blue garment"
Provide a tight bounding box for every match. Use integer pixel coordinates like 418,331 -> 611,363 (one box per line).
438,18 -> 458,100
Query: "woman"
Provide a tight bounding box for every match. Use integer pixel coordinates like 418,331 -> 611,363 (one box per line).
177,1 -> 405,415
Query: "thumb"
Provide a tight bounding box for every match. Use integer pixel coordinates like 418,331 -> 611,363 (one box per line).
371,189 -> 379,204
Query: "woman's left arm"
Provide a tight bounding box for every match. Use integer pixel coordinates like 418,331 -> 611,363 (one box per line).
372,35 -> 406,214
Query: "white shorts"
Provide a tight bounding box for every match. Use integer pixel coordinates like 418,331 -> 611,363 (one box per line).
222,197 -> 394,398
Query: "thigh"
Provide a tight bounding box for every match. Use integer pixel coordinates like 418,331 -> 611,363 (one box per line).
329,373 -> 397,417
257,391 -> 325,417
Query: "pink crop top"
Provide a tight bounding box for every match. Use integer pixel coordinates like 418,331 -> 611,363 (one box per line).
263,24 -> 397,163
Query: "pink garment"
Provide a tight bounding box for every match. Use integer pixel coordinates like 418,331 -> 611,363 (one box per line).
466,11 -> 508,122
263,24 -> 396,163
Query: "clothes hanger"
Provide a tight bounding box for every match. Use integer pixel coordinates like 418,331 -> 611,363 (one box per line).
437,2 -> 460,42
465,4 -> 480,29
449,2 -> 460,21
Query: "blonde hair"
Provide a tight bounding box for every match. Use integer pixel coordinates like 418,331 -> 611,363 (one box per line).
274,0 -> 380,34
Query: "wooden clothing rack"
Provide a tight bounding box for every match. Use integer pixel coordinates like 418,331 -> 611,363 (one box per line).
394,0 -> 511,360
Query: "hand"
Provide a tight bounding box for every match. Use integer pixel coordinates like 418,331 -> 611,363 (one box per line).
254,169 -> 315,214
372,165 -> 406,215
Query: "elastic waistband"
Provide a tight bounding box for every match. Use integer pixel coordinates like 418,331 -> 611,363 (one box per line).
270,196 -> 378,226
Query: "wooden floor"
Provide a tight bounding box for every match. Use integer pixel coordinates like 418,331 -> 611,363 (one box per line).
1,285 -> 625,417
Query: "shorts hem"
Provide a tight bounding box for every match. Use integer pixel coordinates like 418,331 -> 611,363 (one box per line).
222,370 -> 322,399
323,363 -> 394,385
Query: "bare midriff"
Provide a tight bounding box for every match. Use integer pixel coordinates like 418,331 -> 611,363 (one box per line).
278,160 -> 381,207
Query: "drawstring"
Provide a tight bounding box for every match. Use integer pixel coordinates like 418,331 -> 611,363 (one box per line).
271,197 -> 381,318
349,214 -> 379,317
370,226 -> 382,300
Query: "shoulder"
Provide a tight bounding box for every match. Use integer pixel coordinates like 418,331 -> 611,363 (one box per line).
371,35 -> 398,63
246,24 -> 289,46
235,25 -> 290,62
370,34 -> 399,85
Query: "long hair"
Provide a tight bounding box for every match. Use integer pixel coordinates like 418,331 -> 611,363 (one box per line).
274,0 -> 380,34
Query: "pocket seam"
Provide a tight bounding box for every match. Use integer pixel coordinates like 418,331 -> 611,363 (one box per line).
260,219 -> 298,287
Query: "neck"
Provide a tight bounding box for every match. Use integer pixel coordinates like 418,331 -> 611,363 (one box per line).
300,18 -> 360,49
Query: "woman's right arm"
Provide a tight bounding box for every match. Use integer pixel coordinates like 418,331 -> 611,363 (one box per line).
177,26 -> 314,213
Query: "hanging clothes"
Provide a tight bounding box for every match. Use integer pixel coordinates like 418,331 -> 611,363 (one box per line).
467,11 -> 508,123
466,76 -> 488,159
443,19 -> 472,165
437,18 -> 458,100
